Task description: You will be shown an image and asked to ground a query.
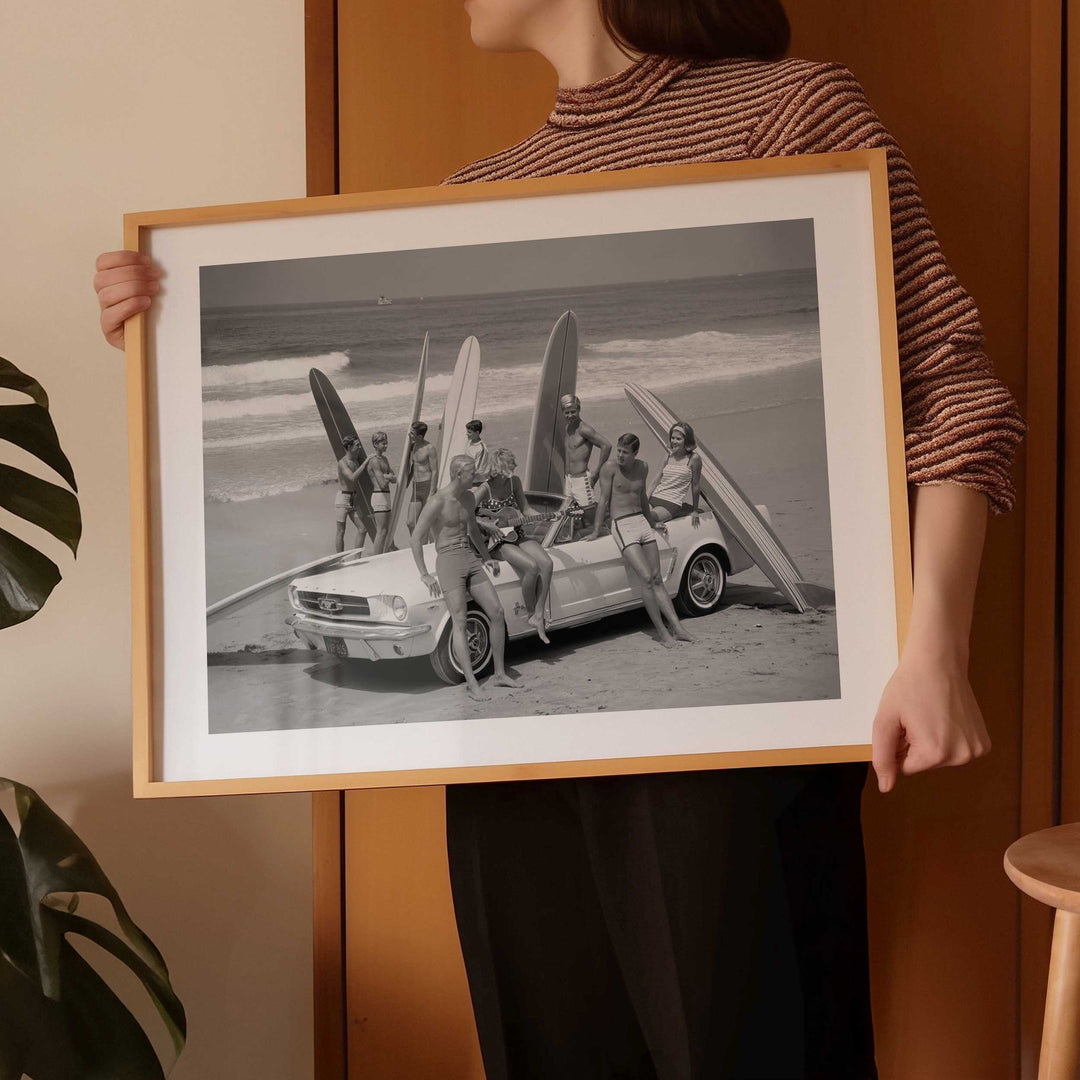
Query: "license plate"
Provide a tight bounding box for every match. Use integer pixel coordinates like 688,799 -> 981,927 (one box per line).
323,636 -> 348,658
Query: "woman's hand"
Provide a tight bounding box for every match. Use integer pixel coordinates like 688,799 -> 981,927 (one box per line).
94,250 -> 161,350
871,640 -> 990,793
872,484 -> 992,793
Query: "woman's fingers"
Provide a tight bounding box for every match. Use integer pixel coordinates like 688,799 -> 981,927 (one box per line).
96,250 -> 153,272
94,262 -> 160,301
95,251 -> 162,350
101,294 -> 152,349
96,275 -> 160,312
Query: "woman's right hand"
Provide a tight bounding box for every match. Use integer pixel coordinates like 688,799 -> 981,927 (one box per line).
94,251 -> 161,350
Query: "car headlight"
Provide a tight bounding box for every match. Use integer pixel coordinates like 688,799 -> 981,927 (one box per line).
391,595 -> 408,621
288,585 -> 299,609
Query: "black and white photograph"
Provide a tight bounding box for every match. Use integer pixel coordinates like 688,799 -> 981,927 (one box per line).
134,160 -> 907,791
202,219 -> 841,732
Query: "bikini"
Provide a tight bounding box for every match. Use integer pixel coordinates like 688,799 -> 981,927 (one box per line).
478,482 -> 523,551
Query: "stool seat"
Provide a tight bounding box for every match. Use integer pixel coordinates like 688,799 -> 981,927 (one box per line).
1005,822 -> 1080,914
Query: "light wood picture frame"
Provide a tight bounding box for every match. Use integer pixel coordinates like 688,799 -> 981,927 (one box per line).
126,150 -> 910,798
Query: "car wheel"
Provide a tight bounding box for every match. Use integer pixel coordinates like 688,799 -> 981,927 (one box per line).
675,547 -> 726,617
430,607 -> 495,685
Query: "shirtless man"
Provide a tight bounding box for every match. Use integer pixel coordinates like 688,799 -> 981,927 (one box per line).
407,420 -> 439,534
589,433 -> 694,648
411,454 -> 519,700
334,435 -> 369,554
560,394 -> 610,508
364,430 -> 397,555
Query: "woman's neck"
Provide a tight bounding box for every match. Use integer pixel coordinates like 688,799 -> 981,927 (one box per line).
532,4 -> 637,88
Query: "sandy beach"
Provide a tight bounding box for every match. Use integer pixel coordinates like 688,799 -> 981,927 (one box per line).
204,363 -> 839,733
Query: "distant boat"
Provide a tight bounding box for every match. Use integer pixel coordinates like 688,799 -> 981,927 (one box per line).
377,295 -> 393,306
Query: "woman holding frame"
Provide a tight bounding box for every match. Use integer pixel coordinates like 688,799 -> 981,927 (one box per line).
95,0 -> 1025,1075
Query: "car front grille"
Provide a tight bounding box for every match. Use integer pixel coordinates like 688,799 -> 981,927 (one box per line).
296,591 -> 371,618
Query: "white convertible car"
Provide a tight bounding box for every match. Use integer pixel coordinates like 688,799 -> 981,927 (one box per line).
286,492 -> 757,685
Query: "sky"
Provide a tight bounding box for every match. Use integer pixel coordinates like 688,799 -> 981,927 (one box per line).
200,219 -> 816,309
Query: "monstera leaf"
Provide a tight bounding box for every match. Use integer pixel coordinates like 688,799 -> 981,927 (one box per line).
0,358 -> 81,629
0,779 -> 186,1080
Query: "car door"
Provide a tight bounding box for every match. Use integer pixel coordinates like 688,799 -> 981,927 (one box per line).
545,516 -> 677,624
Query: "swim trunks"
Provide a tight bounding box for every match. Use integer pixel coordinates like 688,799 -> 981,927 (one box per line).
435,542 -> 489,599
612,513 -> 659,552
334,491 -> 356,524
370,489 -> 391,513
564,472 -> 595,507
412,478 -> 432,503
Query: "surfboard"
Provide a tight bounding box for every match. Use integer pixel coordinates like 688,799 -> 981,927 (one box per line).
436,335 -> 482,488
386,333 -> 429,547
624,383 -> 811,613
309,367 -> 377,539
524,310 -> 578,495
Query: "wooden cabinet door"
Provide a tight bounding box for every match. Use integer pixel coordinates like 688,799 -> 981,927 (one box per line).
320,3 -> 1055,1077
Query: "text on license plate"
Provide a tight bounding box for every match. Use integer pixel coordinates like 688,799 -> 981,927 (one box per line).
323,636 -> 348,658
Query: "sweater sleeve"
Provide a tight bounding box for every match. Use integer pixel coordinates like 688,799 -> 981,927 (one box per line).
749,62 -> 1025,513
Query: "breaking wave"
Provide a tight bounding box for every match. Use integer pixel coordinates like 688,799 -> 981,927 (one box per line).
201,351 -> 351,388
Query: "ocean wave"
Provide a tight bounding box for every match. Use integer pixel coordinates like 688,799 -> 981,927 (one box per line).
201,351 -> 351,388
202,329 -> 820,442
205,476 -> 336,503
203,372 -> 454,422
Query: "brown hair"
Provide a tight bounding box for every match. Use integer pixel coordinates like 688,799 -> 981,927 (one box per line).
599,0 -> 790,61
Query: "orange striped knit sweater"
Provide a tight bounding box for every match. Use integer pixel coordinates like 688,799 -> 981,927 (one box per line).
446,55 -> 1025,513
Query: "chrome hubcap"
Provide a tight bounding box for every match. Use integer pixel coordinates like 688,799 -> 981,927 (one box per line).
688,555 -> 722,606
453,614 -> 491,673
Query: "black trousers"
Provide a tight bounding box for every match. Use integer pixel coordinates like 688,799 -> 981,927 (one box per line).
446,764 -> 876,1080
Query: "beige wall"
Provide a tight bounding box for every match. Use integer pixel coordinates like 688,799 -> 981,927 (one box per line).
0,2 -> 313,1077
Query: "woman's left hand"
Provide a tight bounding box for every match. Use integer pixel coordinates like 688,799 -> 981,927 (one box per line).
871,642 -> 990,794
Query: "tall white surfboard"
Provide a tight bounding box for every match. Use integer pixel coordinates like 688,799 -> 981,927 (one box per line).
436,336 -> 481,488
524,311 -> 578,495
387,333 -> 428,547
624,382 -> 811,613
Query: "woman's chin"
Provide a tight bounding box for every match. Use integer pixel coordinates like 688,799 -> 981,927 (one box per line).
464,2 -> 535,52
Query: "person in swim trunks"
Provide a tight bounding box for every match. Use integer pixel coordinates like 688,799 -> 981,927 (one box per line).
407,420 -> 438,534
363,430 -> 397,554
560,394 -> 610,507
335,435 -> 369,554
411,453 -> 520,700
589,432 -> 694,648
648,421 -> 703,526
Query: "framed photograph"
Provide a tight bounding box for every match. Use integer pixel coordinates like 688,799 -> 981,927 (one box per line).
127,151 -> 910,797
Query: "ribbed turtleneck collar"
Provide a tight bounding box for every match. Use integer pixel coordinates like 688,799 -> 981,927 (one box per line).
548,55 -> 693,130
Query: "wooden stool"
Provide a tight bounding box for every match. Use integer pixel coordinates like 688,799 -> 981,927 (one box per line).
1005,823 -> 1080,1080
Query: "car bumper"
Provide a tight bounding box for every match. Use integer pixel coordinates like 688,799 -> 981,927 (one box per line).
286,613 -> 435,661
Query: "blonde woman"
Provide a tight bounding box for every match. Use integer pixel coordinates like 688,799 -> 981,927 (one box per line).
474,448 -> 555,644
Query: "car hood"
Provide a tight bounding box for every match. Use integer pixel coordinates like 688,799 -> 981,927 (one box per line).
290,546 -> 437,603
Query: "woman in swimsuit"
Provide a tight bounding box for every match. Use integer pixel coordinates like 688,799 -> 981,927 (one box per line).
474,449 -> 554,644
648,421 -> 703,526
